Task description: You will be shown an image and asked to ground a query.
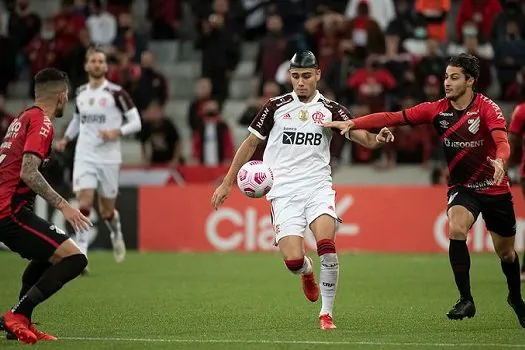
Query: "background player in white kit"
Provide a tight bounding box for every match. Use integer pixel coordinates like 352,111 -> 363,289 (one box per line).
56,47 -> 142,267
211,51 -> 394,329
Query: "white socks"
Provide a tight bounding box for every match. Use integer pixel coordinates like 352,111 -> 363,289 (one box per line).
319,253 -> 339,316
104,210 -> 122,237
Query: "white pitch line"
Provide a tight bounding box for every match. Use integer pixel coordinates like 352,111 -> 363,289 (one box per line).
60,337 -> 525,348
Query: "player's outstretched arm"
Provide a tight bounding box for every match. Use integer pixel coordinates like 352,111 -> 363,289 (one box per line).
347,128 -> 395,149
211,133 -> 261,209
20,154 -> 92,231
56,114 -> 80,151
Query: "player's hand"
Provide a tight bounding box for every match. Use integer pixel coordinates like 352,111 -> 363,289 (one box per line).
211,183 -> 232,210
60,202 -> 92,232
99,129 -> 121,141
376,127 -> 395,143
323,120 -> 355,135
55,139 -> 68,152
487,157 -> 505,185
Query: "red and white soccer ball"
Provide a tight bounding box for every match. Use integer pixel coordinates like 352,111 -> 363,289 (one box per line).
237,161 -> 274,198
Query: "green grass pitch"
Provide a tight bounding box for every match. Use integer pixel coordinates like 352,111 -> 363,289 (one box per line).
0,251 -> 524,349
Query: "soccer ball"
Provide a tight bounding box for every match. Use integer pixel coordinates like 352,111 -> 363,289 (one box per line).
237,161 -> 274,198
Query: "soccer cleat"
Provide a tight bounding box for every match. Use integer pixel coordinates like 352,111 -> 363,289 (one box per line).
507,296 -> 525,328
301,258 -> 319,302
319,314 -> 336,330
110,232 -> 126,263
446,298 -> 476,320
2,311 -> 37,344
28,324 -> 57,341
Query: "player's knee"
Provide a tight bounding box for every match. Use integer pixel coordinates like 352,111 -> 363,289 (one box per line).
317,239 -> 336,256
284,257 -> 305,274
100,208 -> 114,221
448,223 -> 468,240
498,248 -> 516,263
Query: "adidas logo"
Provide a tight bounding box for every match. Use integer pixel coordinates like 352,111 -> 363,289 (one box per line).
283,113 -> 291,120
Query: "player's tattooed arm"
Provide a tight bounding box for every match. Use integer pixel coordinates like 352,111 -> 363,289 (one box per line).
20,153 -> 67,209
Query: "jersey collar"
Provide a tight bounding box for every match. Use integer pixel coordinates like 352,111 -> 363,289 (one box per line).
291,90 -> 321,104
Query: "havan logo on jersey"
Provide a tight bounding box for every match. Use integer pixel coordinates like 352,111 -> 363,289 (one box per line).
81,114 -> 107,124
282,131 -> 322,145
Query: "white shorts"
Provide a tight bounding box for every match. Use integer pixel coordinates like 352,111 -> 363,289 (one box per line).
72,161 -> 120,198
270,186 -> 338,244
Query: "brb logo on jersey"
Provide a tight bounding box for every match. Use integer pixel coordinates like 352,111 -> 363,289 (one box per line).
81,114 -> 107,124
282,132 -> 322,145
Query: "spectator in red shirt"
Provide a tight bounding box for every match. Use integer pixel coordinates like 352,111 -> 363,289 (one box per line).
188,78 -> 213,132
54,0 -> 86,59
456,0 -> 502,42
107,46 -> 141,93
147,0 -> 182,39
347,55 -> 396,112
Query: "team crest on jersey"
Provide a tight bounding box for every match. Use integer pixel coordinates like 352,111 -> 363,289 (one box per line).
468,117 -> 480,134
312,111 -> 325,125
88,98 -> 95,106
299,110 -> 308,121
99,98 -> 107,107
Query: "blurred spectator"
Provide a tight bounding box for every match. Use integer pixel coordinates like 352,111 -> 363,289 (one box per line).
147,0 -> 182,40
323,38 -> 363,106
238,80 -> 280,126
387,96 -> 436,166
386,0 -> 420,41
494,18 -> 525,99
505,66 -> 525,101
492,0 -> 525,43
196,8 -> 240,103
241,0 -> 268,41
415,0 -> 450,43
304,12 -> 347,71
456,0 -> 502,42
86,0 -> 117,46
0,20 -> 16,94
188,78 -> 213,132
192,99 -> 234,166
113,12 -> 147,63
133,51 -> 168,112
380,33 -> 416,100
347,55 -> 396,112
24,18 -> 58,96
422,75 -> 442,102
107,0 -> 133,17
67,28 -> 92,90
107,46 -> 141,93
269,0 -> 312,35
346,1 -> 385,59
447,25 -> 494,94
415,38 -> 446,87
140,101 -> 182,167
254,14 -> 292,92
238,81 -> 280,160
7,0 -> 41,50
344,0 -> 395,31
0,94 -> 14,140
53,0 -> 86,60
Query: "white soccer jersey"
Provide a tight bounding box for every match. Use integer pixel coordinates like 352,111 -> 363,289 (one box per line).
248,90 -> 351,200
65,80 -> 142,164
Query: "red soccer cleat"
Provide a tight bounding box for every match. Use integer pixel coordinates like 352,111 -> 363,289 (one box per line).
29,324 -> 57,341
2,310 -> 38,344
301,259 -> 319,302
319,314 -> 337,330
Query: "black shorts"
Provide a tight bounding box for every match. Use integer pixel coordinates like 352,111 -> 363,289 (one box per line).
0,207 -> 69,260
447,187 -> 516,237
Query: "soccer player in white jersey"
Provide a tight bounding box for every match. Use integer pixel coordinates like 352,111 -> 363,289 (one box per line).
211,51 -> 394,329
55,47 -> 142,266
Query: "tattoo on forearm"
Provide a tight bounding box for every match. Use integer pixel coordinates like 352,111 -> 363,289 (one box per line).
21,154 -> 65,209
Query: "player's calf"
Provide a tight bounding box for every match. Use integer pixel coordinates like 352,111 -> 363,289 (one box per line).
317,239 -> 339,318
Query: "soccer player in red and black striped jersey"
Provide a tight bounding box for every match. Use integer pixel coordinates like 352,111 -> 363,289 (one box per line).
325,53 -> 525,328
0,68 -> 91,343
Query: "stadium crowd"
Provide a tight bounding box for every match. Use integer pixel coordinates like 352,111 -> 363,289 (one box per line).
1,0 -> 525,185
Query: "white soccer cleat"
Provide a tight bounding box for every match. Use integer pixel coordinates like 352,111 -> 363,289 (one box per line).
110,232 -> 126,263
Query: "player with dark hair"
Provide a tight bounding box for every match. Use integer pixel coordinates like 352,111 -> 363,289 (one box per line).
211,51 -> 394,329
508,83 -> 525,282
325,53 -> 525,327
0,68 -> 91,343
